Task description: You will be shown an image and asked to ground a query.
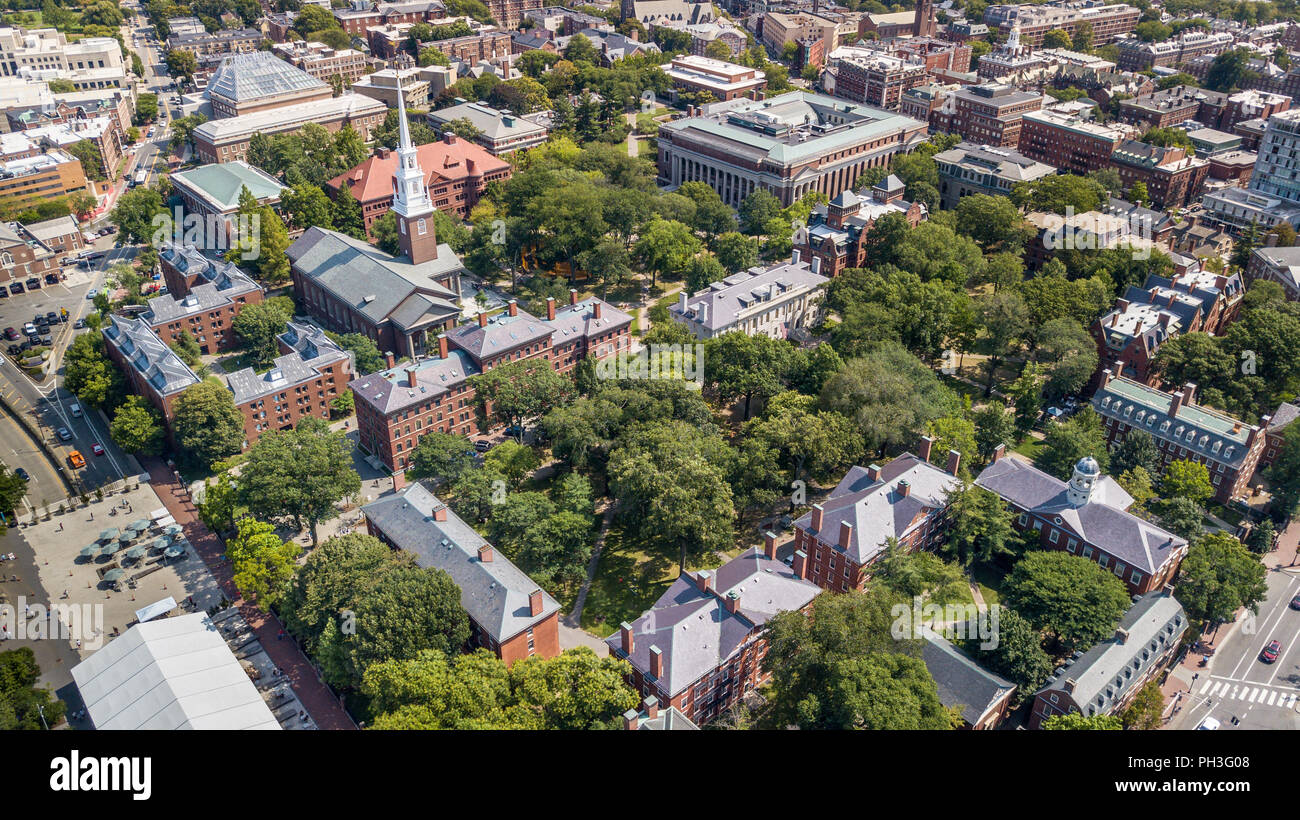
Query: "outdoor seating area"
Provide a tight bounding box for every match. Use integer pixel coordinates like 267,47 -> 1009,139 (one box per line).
76,512 -> 191,590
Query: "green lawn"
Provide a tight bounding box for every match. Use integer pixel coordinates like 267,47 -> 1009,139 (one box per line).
969,563 -> 1004,607
1012,436 -> 1044,462
579,521 -> 676,638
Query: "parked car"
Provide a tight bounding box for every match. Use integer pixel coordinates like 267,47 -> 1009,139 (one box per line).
73,318 -> 86,329
56,427 -> 72,442
39,334 -> 51,346
25,277 -> 39,290
45,311 -> 58,324
44,273 -> 58,285
0,285 -> 8,297
85,288 -> 97,299
3,327 -> 18,341
91,443 -> 104,457
69,403 -> 82,418
473,440 -> 491,452
13,467 -> 28,481
22,323 -> 36,336
59,257 -> 71,266
9,281 -> 22,293
1261,640 -> 1282,664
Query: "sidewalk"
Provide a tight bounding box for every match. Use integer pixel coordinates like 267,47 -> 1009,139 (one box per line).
142,457 -> 358,730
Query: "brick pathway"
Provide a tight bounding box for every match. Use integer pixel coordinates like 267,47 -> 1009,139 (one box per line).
143,458 -> 357,731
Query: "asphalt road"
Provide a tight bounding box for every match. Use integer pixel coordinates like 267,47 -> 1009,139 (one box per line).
1176,563 -> 1300,730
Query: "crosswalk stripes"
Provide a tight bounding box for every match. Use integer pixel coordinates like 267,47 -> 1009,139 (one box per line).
1202,679 -> 1299,708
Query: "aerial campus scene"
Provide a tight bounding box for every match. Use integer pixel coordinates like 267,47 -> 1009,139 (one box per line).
0,0 -> 1290,798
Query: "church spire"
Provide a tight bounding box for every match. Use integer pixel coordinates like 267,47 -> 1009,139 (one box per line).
390,71 -> 438,264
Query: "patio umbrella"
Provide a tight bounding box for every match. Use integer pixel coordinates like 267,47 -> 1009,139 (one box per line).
164,524 -> 183,536
102,568 -> 124,582
98,543 -> 117,557
128,518 -> 149,532
78,544 -> 98,558
151,535 -> 171,551
163,545 -> 184,559
118,532 -> 133,544
98,528 -> 119,542
124,546 -> 145,560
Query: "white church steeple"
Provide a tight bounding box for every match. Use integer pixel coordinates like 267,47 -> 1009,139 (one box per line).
391,73 -> 433,220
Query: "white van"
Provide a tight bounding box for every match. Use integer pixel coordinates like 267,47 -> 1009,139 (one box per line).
69,403 -> 82,418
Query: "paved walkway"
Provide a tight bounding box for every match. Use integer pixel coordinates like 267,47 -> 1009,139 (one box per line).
564,502 -> 615,630
143,457 -> 357,730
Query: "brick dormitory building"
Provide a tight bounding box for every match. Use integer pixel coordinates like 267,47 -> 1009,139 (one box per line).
363,482 -> 561,665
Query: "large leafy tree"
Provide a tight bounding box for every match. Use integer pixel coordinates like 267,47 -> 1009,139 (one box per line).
469,358 -> 575,440
743,391 -> 862,488
1036,408 -> 1110,480
1042,712 -> 1122,730
63,333 -> 126,410
1161,459 -> 1214,506
943,484 -> 1019,568
172,380 -> 245,469
408,431 -> 478,486
958,606 -> 1052,695
110,187 -> 166,246
1003,552 -> 1132,654
226,517 -> 302,609
230,296 -> 293,368
1175,532 -> 1267,626
109,396 -> 165,457
236,417 -> 362,545
633,217 -> 701,288
0,647 -> 65,730
1111,429 -> 1162,479
702,331 -> 794,419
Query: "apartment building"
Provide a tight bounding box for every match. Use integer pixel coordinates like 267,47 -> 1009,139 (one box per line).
149,244 -> 264,354
426,101 -> 549,155
890,36 -> 972,73
1114,30 -> 1234,72
205,52 -> 333,118
1092,371 -> 1269,504
0,28 -> 124,81
20,214 -> 82,257
0,218 -> 63,284
271,41 -> 370,85
984,2 -> 1139,47
1109,140 -> 1209,210
368,23 -> 512,63
661,54 -> 766,102
1017,108 -> 1122,175
350,292 -> 631,472
166,28 -> 262,58
933,141 -> 1055,210
0,149 -> 85,212
25,117 -> 120,181
363,483 -> 561,665
1248,245 -> 1300,301
762,11 -> 842,55
192,93 -> 387,164
657,91 -> 927,208
976,24 -> 1046,80
670,252 -> 828,339
327,133 -> 510,229
605,543 -> 821,725
798,175 -> 927,276
793,438 -> 963,593
1203,109 -> 1300,235
334,1 -> 450,36
1117,84 -> 1220,130
932,83 -> 1043,148
1091,270 -> 1243,386
829,47 -> 928,111
1030,592 -> 1186,728
976,449 -> 1188,596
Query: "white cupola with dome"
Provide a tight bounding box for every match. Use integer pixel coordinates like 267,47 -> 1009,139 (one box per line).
1067,456 -> 1101,507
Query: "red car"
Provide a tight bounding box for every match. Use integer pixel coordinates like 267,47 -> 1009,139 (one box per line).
90,443 -> 105,457
1261,640 -> 1282,664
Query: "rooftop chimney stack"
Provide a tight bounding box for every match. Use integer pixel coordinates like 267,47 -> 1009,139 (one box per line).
792,549 -> 808,580
478,312 -> 488,328
1183,382 -> 1197,406
623,709 -> 639,730
649,645 -> 663,678
593,301 -> 602,320
642,696 -> 658,720
991,443 -> 1006,462
620,621 -> 634,655
508,299 -> 518,317
1169,390 -> 1184,417
791,248 -> 801,266
433,505 -> 447,522
1063,677 -> 1076,694
1114,627 -> 1129,644
724,590 -> 740,613
570,288 -> 579,306
946,449 -> 961,476
529,588 -> 544,616
866,463 -> 881,481
898,479 -> 911,498
546,296 -> 556,321
695,569 -> 713,594
810,503 -> 824,533
838,521 -> 853,549
385,351 -> 395,369
918,435 -> 935,462
406,367 -> 417,387
763,531 -> 778,560
477,544 -> 493,563
437,333 -> 448,359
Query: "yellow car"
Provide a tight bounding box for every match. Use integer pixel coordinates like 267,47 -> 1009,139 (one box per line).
67,450 -> 85,469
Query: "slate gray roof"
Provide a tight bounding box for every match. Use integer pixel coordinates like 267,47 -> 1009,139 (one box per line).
349,348 -> 479,416
206,51 -> 328,103
1092,374 -> 1258,468
1268,402 -> 1300,434
287,226 -> 461,327
670,259 -> 828,333
22,214 -> 77,244
633,704 -> 699,730
447,307 -> 553,361
1251,245 -> 1300,292
144,255 -> 260,326
223,321 -> 351,406
102,316 -> 201,397
362,483 -> 561,643
545,297 -> 634,345
793,454 -> 961,565
604,547 -> 820,698
1038,592 -> 1186,717
974,455 -> 1184,576
921,628 -> 1016,726
427,101 -> 548,141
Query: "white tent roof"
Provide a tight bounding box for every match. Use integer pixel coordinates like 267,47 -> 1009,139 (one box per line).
134,597 -> 177,624
71,613 -> 281,730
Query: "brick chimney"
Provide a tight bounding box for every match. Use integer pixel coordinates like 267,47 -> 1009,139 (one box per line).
991,443 -> 1006,462
642,695 -> 658,719
1116,298 -> 1130,312
695,569 -> 713,594
838,520 -> 853,549
918,435 -> 935,462
385,351 -> 395,369
433,504 -> 447,522
792,549 -> 808,580
508,299 -> 518,317
1183,382 -> 1197,406
406,367 -> 417,387
569,288 -> 579,306
1063,677 -> 1076,694
946,449 -> 961,476
898,479 -> 911,498
1169,390 -> 1185,416
546,296 -> 556,321
724,590 -> 740,614
623,709 -> 639,730
529,588 -> 544,616
478,544 -> 493,563
593,301 -> 602,320
443,132 -> 458,145
478,312 -> 488,328
1100,368 -> 1113,389
620,620 -> 634,655
1114,627 -> 1129,644
763,531 -> 778,559
649,645 -> 663,678
866,464 -> 881,481
437,333 -> 448,359
810,504 -> 824,532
